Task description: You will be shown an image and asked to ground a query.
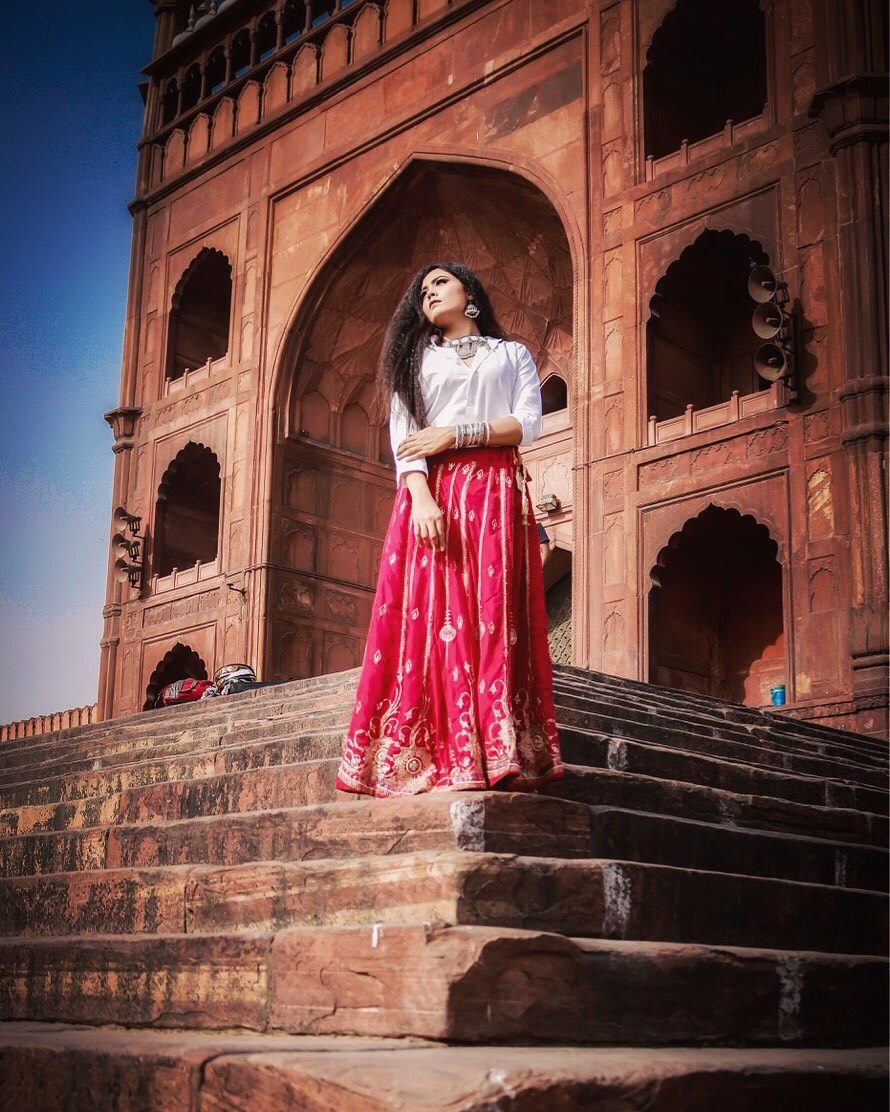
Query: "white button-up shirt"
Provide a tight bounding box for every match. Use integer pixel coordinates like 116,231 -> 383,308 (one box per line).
389,337 -> 543,486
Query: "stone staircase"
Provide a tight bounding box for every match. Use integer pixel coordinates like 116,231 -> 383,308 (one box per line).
0,664 -> 886,1110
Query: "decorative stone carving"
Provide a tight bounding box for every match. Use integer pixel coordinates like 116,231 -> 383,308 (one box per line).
808,557 -> 838,613
144,589 -> 219,628
279,578 -> 314,616
746,426 -> 788,459
328,591 -> 359,623
603,469 -> 624,500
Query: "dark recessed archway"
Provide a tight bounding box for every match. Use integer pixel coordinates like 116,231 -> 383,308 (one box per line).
647,229 -> 772,422
542,373 -> 568,415
154,443 -> 221,578
649,504 -> 784,705
143,643 -> 208,710
644,0 -> 767,160
166,247 -> 232,382
271,160 -> 575,680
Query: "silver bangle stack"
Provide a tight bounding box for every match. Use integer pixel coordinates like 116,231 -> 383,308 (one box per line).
454,421 -> 491,448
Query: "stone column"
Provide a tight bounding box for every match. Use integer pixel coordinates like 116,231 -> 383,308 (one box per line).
97,407 -> 142,721
810,0 -> 888,717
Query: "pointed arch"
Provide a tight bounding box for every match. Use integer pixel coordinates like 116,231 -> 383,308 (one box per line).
153,442 -> 222,578
144,643 -> 208,710
541,374 -> 568,415
644,0 -> 767,160
648,504 -> 785,705
646,229 -> 772,422
166,247 -> 233,381
266,154 -> 579,684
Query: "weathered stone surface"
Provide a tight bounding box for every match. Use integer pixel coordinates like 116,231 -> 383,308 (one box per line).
105,793 -> 593,869
0,729 -> 343,811
0,934 -> 272,1028
551,766 -> 888,846
4,854 -> 884,957
0,1024 -> 418,1112
269,925 -> 888,1044
1,867 -> 189,936
2,1026 -> 882,1112
199,1045 -> 888,1112
559,726 -> 889,807
588,807 -> 888,891
0,827 -> 107,878
1,927 -> 885,1043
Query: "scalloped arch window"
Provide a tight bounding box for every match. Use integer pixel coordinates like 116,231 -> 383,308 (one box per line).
166,249 -> 232,382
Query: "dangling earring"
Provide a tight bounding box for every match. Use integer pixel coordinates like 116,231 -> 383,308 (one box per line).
464,301 -> 480,320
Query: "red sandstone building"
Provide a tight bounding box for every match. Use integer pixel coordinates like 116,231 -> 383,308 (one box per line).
98,0 -> 888,736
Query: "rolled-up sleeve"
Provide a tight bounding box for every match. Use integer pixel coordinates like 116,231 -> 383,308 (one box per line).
389,390 -> 429,487
509,343 -> 543,447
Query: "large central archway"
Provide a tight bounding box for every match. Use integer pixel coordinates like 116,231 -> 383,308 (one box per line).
269,160 -> 574,681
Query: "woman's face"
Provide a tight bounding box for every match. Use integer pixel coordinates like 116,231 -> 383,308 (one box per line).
420,268 -> 471,327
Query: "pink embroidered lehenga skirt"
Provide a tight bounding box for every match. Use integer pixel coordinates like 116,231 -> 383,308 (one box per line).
336,444 -> 563,797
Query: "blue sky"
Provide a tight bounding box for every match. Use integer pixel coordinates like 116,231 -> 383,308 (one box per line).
0,4 -> 155,721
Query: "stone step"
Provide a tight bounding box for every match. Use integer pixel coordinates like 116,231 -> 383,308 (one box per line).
554,664 -> 887,752
0,720 -> 347,800
553,689 -> 887,775
1,1023 -> 885,1112
556,708 -> 889,787
0,926 -> 884,1045
560,728 -> 888,808
4,751 -> 882,848
553,671 -> 888,764
554,699 -> 888,774
0,670 -> 359,758
552,766 -> 889,846
0,706 -> 349,782
1,853 -> 884,955
3,717 -> 884,841
0,753 -> 346,838
0,793 -> 594,877
1,788 -> 883,894
589,807 -> 887,891
0,729 -> 344,812
5,663 -> 881,780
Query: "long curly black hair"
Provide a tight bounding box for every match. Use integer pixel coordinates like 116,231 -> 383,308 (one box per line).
379,262 -> 504,429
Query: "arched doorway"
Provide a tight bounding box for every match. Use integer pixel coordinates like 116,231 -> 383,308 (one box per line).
648,505 -> 785,705
143,643 -> 208,709
271,161 -> 574,681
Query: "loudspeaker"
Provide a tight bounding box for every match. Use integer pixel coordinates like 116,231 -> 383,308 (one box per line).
747,265 -> 779,304
113,505 -> 141,535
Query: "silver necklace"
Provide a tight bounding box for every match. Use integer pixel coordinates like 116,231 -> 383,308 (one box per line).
444,334 -> 489,360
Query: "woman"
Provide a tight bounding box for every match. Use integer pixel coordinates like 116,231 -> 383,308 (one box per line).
335,262 -> 563,797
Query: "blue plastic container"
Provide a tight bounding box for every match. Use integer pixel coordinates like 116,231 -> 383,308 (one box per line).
770,684 -> 786,706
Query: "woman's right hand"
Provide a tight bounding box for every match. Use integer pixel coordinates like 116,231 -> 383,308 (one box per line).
411,492 -> 446,552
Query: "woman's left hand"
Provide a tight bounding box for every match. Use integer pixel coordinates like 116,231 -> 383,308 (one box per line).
396,426 -> 454,462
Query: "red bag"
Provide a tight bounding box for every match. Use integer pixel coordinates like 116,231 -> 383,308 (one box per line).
157,678 -> 214,706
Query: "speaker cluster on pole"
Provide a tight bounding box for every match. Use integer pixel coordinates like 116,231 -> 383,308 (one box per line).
112,506 -> 143,591
748,265 -> 797,397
